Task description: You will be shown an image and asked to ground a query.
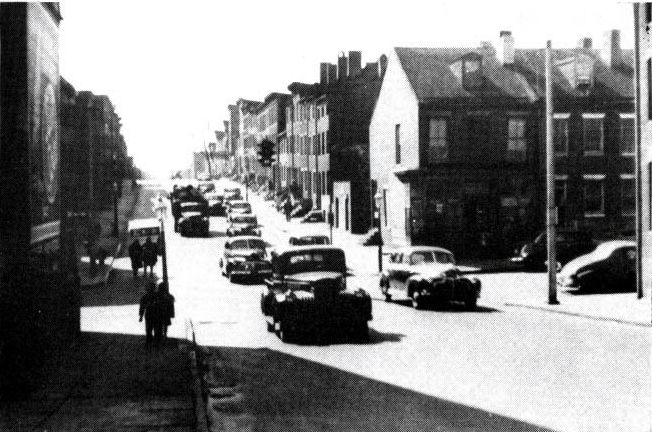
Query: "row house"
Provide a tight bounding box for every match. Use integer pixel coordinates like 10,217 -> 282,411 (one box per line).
370,31 -> 634,258
253,93 -> 290,188
278,51 -> 385,233
234,99 -> 261,181
634,3 -> 652,296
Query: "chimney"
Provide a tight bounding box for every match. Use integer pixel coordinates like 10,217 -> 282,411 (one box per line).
320,63 -> 328,84
327,63 -> 337,83
601,29 -> 622,68
578,37 -> 592,49
498,30 -> 514,65
480,40 -> 495,56
348,51 -> 362,76
379,54 -> 388,76
338,53 -> 348,80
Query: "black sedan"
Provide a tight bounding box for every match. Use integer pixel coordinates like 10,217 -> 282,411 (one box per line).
220,236 -> 272,283
557,240 -> 636,292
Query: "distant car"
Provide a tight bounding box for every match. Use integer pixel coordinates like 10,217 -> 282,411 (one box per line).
220,236 -> 272,283
226,214 -> 260,237
224,188 -> 242,202
300,210 -> 325,223
379,246 -> 481,310
204,192 -> 225,216
226,200 -> 252,217
558,240 -> 636,292
513,229 -> 595,270
289,235 -> 330,246
260,246 -> 372,343
177,201 -> 209,237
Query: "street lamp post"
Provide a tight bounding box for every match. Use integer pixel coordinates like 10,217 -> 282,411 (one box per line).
374,192 -> 383,272
155,195 -> 169,286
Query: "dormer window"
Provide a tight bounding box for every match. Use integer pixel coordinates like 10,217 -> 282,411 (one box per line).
557,54 -> 595,95
451,53 -> 484,90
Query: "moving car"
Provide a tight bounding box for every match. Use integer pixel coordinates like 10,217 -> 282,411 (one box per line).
558,240 -> 636,292
513,229 -> 595,270
226,200 -> 252,217
289,235 -> 330,246
170,185 -> 207,232
223,188 -> 242,204
204,192 -> 225,216
226,214 -> 260,237
261,246 -> 372,343
379,246 -> 481,310
220,236 -> 272,283
177,201 -> 209,237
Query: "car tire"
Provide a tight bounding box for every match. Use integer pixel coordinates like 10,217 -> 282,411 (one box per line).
278,318 -> 296,343
464,295 -> 478,311
229,272 -> 239,284
352,321 -> 369,342
266,320 -> 274,332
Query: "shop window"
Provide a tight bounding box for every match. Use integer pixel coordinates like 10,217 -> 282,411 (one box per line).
583,175 -> 605,217
428,118 -> 448,162
553,114 -> 569,155
621,175 -> 635,216
619,114 -> 635,156
582,114 -> 604,155
507,118 -> 527,162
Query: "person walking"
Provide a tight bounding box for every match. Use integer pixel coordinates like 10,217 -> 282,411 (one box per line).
128,238 -> 143,278
142,236 -> 158,276
139,282 -> 160,349
284,198 -> 293,222
156,282 -> 175,342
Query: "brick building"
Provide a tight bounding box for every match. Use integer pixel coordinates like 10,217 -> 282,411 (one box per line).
254,92 -> 290,189
370,31 -> 634,257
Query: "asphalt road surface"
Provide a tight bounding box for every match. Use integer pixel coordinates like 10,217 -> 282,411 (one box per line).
83,181 -> 650,432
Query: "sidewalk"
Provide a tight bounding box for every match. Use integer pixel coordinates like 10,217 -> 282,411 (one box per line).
79,181 -> 140,288
243,184 -> 651,328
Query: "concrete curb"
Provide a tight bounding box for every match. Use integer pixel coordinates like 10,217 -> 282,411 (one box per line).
504,301 -> 651,328
190,350 -> 210,432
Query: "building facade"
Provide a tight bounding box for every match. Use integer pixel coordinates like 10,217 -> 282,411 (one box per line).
370,32 -> 634,257
253,93 -> 290,189
234,99 -> 261,180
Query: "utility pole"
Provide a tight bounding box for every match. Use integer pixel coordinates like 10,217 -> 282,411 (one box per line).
633,5 -> 644,299
546,40 -> 559,305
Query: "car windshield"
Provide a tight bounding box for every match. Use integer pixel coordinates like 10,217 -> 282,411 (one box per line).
279,250 -> 346,275
231,202 -> 250,209
296,236 -> 329,245
232,216 -> 256,224
231,239 -> 265,250
180,203 -> 205,213
409,251 -> 454,265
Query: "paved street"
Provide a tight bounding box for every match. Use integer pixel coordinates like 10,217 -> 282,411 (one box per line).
82,180 -> 650,432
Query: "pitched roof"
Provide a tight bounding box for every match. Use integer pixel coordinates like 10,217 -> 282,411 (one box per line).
394,46 -> 633,102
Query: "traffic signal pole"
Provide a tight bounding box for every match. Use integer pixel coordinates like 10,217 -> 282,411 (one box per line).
546,40 -> 559,305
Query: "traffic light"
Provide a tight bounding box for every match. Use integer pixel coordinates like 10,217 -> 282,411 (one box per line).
257,139 -> 276,167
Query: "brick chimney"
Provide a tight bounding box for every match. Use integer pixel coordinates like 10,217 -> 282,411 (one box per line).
601,29 -> 622,68
498,30 -> 514,65
338,53 -> 348,80
348,51 -> 362,76
320,63 -> 328,84
578,37 -> 592,49
327,63 -> 337,83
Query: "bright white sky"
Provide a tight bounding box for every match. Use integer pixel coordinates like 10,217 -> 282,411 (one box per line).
59,0 -> 634,178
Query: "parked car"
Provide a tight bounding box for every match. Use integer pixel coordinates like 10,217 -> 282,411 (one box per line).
226,200 -> 252,217
379,246 -> 481,310
260,246 -> 372,343
226,214 -> 261,237
290,199 -> 312,219
513,229 -> 596,270
220,236 -> 272,283
177,201 -> 209,237
204,192 -> 225,216
300,210 -> 325,223
289,235 -> 330,246
558,240 -> 636,292
223,188 -> 242,205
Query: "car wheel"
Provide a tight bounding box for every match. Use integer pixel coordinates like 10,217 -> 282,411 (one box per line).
411,290 -> 424,310
464,295 -> 478,311
229,273 -> 239,284
266,320 -> 274,332
278,318 -> 296,343
352,321 -> 369,342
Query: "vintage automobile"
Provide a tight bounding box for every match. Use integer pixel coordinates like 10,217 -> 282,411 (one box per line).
379,246 -> 481,310
289,235 -> 330,246
220,236 -> 272,283
170,185 -> 207,232
261,246 -> 372,343
226,214 -> 261,237
226,200 -> 252,217
300,210 -> 325,223
223,188 -> 242,204
513,229 -> 595,270
204,192 -> 225,216
177,201 -> 209,237
558,240 -> 636,292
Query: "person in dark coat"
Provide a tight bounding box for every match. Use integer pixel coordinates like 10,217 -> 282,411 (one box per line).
142,237 -> 158,275
156,282 -> 175,341
128,239 -> 143,278
283,199 -> 293,222
139,282 -> 160,349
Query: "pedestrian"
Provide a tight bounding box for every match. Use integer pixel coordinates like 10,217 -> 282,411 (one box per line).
139,282 -> 160,349
128,238 -> 143,278
284,199 -> 293,222
142,236 -> 158,275
156,282 -> 175,342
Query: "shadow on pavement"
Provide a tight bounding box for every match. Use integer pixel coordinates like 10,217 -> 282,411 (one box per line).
208,230 -> 227,238
565,286 -> 637,296
202,346 -> 554,432
388,299 -> 501,313
82,268 -> 157,307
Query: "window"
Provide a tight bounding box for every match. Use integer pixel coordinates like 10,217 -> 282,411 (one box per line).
463,59 -> 483,88
395,124 -> 401,164
553,114 -> 570,155
620,114 -> 635,156
428,119 -> 448,162
323,132 -> 328,153
583,175 -> 605,217
555,175 -> 568,224
621,175 -> 635,216
507,118 -> 527,162
582,114 -> 604,155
